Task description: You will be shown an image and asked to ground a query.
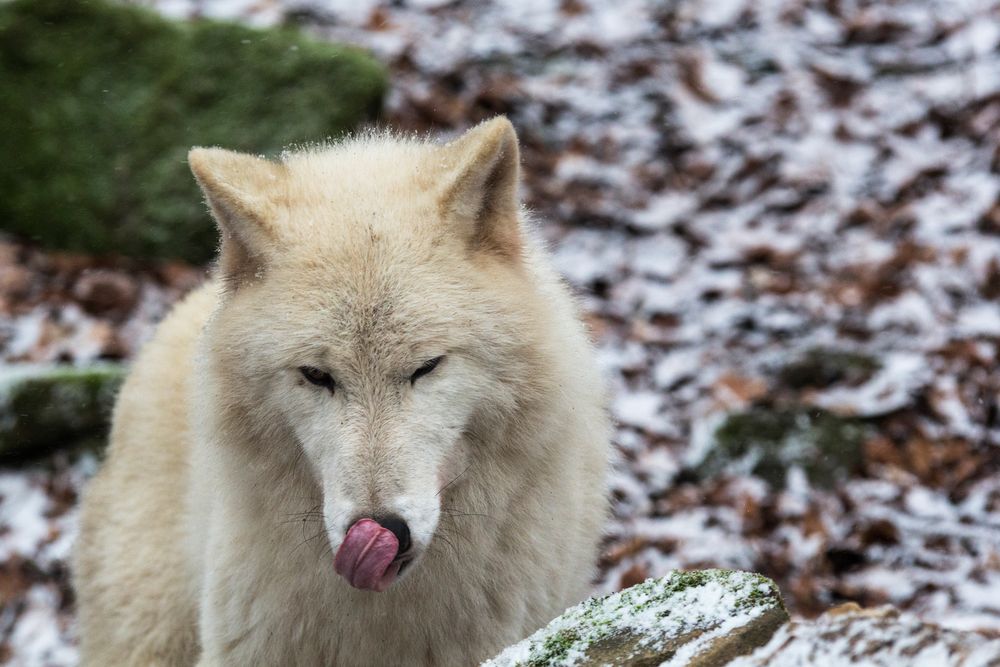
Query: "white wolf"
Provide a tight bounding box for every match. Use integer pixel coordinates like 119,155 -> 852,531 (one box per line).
73,117 -> 610,666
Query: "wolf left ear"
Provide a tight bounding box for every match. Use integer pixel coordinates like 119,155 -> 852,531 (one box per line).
438,117 -> 522,260
188,148 -> 286,287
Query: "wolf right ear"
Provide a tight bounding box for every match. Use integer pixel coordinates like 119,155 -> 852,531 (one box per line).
188,147 -> 286,287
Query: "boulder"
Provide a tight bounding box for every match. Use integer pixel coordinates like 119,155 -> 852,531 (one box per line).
693,406 -> 867,488
732,603 -> 1000,666
0,0 -> 386,263
0,364 -> 125,461
483,570 -> 788,666
777,348 -> 881,390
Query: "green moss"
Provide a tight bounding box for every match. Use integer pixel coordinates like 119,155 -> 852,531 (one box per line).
0,0 -> 386,263
0,364 -> 126,462
528,629 -> 582,667
778,348 -> 881,390
696,406 -> 867,488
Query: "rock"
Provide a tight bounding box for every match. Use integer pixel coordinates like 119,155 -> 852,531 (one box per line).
482,570 -> 788,667
72,270 -> 140,319
0,364 -> 125,461
777,348 -> 881,390
731,603 -> 1000,666
0,0 -> 386,264
693,406 -> 867,488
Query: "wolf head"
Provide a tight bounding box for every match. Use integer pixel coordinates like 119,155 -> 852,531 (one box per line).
189,118 -> 547,591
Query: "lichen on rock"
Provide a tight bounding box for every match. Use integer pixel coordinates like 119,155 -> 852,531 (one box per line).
482,570 -> 788,667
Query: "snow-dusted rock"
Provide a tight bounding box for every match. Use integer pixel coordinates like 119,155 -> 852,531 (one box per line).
733,603 -> 1000,666
482,570 -> 788,666
484,579 -> 1000,667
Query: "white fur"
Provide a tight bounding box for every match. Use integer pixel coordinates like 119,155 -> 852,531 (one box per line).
73,118 -> 611,666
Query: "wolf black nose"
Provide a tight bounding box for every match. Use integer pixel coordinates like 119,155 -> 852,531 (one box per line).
377,516 -> 411,555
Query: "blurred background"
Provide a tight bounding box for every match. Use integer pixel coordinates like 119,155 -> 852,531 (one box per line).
2,0 -> 1000,663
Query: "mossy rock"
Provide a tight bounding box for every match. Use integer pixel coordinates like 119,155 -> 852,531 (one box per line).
0,0 -> 386,263
0,364 -> 125,462
484,570 -> 788,667
694,407 -> 867,488
778,348 -> 881,390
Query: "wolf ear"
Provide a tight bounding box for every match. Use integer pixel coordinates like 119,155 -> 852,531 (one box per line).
438,117 -> 522,260
188,147 -> 286,286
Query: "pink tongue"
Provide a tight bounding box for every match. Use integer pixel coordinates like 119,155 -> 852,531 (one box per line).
333,519 -> 401,592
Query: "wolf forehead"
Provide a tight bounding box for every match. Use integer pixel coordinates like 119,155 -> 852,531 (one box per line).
190,118 -> 528,367
271,142 -> 458,241
267,271 -> 478,350
188,117 -> 523,260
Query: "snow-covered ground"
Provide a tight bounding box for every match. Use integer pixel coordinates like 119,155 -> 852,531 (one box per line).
3,0 -> 1000,663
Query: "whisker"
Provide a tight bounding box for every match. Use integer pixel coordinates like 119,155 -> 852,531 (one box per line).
436,462 -> 474,497
432,530 -> 458,557
440,509 -> 492,519
290,528 -> 328,555
278,516 -> 325,527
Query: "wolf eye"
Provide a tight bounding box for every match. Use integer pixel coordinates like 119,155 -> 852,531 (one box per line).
410,356 -> 443,384
299,366 -> 335,392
